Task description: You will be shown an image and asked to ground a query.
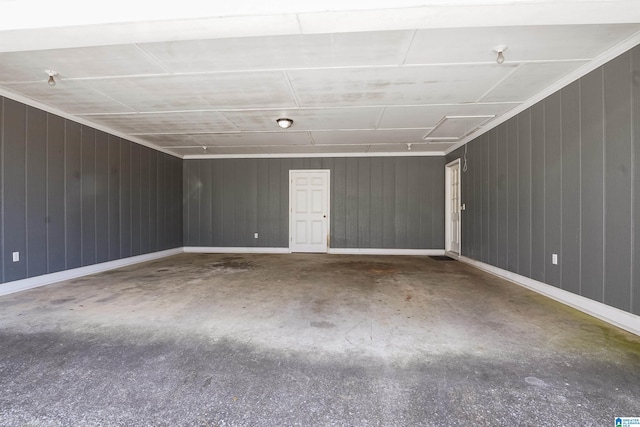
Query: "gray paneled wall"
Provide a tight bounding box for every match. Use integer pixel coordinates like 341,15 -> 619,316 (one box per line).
446,44 -> 640,316
184,157 -> 445,249
0,96 -> 183,285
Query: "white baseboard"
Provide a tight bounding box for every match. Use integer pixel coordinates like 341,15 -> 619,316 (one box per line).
328,248 -> 445,256
0,248 -> 183,297
458,256 -> 640,336
183,246 -> 290,254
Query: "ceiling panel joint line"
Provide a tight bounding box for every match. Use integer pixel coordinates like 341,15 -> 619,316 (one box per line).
133,44 -> 173,74
282,70 -> 302,108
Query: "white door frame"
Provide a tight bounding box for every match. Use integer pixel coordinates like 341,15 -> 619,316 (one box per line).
445,159 -> 461,255
289,169 -> 330,253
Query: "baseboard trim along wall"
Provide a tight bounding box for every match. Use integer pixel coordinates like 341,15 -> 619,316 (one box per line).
457,255 -> 640,336
183,247 -> 291,254
328,248 -> 446,256
0,248 -> 183,297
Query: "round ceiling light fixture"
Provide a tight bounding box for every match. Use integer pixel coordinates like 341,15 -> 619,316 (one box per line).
276,118 -> 294,129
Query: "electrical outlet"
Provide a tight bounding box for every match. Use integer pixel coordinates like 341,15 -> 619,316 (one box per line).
254,233 -> 259,239
552,253 -> 558,265
12,252 -> 19,262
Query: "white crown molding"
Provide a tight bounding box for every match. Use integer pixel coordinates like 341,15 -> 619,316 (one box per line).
182,151 -> 445,159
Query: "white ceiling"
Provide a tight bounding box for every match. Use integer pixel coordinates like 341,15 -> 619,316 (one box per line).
0,1 -> 639,158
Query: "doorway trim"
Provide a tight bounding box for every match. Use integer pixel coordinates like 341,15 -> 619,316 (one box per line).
445,158 -> 461,255
289,169 -> 330,253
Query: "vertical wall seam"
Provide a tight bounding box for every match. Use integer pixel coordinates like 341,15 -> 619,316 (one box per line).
602,69 -> 607,304
24,107 -> 29,278
578,80 -> 583,297
542,101 -> 546,283
629,52 -> 635,313
63,120 -> 68,269
559,91 -> 564,290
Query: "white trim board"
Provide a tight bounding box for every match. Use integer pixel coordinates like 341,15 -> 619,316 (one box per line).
328,248 -> 445,256
0,248 -> 183,297
458,256 -> 640,337
183,247 -> 290,254
183,151 -> 445,160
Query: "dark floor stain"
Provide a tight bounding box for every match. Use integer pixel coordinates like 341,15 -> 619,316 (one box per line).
49,298 -> 75,305
310,321 -> 336,329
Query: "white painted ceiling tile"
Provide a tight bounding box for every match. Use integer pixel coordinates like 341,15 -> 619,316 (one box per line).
0,45 -> 166,82
80,72 -> 297,111
2,81 -> 135,114
479,61 -> 588,102
140,31 -> 413,73
288,65 -> 516,107
311,129 -> 429,145
265,145 -> 370,154
221,107 -> 383,131
405,24 -> 640,64
379,103 -> 519,128
85,111 -> 239,134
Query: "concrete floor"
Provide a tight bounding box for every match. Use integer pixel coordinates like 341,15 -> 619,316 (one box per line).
0,253 -> 638,426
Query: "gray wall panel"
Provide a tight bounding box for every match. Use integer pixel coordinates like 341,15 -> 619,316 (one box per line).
120,140 -> 132,257
139,147 -> 150,255
488,130 -> 498,266
346,158 -> 359,247
603,53 -> 632,311
130,143 -> 141,256
47,114 -> 66,273
3,99 -> 27,282
184,157 -> 445,250
517,111 -> 531,277
149,151 -> 158,251
496,125 -> 508,269
108,136 -> 120,261
369,157 -> 383,248
580,69 -> 605,303
530,102 -> 545,283
26,107 -> 48,277
544,92 -> 562,288
358,158 -> 371,247
65,121 -> 82,269
81,127 -> 97,266
561,82 -> 581,295
507,119 -> 518,272
0,95 -> 181,286
95,131 -> 109,263
453,44 -> 640,316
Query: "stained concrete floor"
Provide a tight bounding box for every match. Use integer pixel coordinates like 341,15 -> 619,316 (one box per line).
0,253 -> 639,426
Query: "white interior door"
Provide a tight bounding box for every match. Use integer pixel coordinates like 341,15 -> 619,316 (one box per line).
290,170 -> 330,253
445,160 -> 461,254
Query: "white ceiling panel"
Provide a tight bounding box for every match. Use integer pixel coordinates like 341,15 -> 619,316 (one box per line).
84,111 -> 239,134
0,45 -> 166,83
221,107 -> 383,131
145,132 -> 312,147
260,145 -> 370,154
81,72 -> 297,112
424,115 -> 495,140
311,129 -> 429,145
2,81 -> 135,114
378,103 -> 518,129
288,64 -> 517,107
479,61 -> 589,102
405,24 -> 640,65
140,31 -> 413,73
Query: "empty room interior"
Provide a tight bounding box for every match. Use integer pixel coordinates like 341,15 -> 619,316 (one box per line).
1,1 -> 640,425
